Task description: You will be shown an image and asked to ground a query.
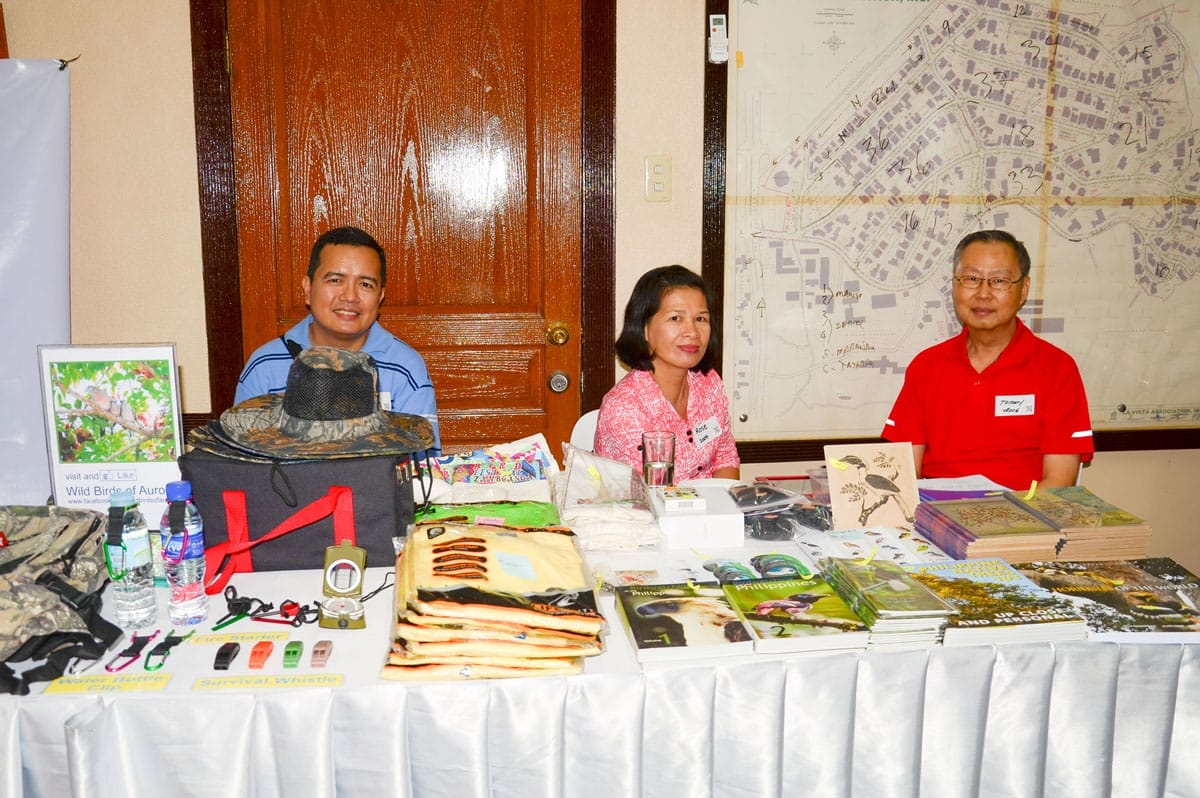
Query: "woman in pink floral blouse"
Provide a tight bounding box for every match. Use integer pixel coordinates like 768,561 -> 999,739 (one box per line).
594,265 -> 740,481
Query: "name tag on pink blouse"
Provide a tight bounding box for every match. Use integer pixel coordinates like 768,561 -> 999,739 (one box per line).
995,394 -> 1035,416
693,417 -> 722,446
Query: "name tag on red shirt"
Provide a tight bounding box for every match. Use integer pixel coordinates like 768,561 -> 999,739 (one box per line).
995,394 -> 1035,416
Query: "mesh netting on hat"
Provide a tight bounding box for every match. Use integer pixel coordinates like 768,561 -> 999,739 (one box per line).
282,359 -> 376,420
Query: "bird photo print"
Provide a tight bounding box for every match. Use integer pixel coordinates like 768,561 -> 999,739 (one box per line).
823,442 -> 919,531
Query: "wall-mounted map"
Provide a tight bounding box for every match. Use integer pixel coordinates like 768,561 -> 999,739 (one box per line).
725,0 -> 1200,439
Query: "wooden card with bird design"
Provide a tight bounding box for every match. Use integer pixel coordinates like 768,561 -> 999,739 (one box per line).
823,442 -> 920,532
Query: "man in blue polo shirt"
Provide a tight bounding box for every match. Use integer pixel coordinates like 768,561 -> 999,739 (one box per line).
235,225 -> 441,453
882,229 -> 1093,489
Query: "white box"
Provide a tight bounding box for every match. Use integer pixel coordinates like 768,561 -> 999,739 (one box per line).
649,485 -> 744,549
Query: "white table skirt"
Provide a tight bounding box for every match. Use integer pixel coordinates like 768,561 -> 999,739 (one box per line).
3,642 -> 1198,797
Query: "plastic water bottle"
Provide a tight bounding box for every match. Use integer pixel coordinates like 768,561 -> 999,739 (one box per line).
160,480 -> 208,626
105,490 -> 158,629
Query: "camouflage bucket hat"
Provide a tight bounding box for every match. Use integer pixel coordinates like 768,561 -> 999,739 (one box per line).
215,346 -> 435,459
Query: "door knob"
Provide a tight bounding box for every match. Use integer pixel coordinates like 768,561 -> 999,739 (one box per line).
546,322 -> 570,346
548,371 -> 570,393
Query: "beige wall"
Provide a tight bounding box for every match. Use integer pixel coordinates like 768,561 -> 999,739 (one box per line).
7,0 -> 1199,571
5,0 -> 209,412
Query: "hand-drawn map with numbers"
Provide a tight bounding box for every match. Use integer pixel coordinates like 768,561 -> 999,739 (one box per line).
725,0 -> 1200,439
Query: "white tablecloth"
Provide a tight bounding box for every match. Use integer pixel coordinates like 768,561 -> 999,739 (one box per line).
3,568 -> 1199,797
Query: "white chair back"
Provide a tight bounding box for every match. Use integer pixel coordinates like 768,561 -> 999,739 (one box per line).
570,410 -> 600,451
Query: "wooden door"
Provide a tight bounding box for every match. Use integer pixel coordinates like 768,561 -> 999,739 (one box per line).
225,0 -> 582,452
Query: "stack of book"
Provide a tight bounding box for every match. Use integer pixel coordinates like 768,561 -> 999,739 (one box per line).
384,522 -> 606,680
614,581 -> 755,668
1013,557 -> 1200,643
823,557 -> 956,649
721,575 -> 870,654
904,558 -> 1087,645
1004,487 -> 1151,561
914,497 -> 1063,562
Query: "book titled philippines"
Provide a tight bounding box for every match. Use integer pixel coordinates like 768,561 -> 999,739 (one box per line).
904,558 -> 1087,645
1012,557 -> 1200,642
722,576 -> 869,653
614,581 -> 754,664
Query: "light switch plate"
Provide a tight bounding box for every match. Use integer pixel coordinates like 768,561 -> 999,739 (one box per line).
644,155 -> 671,202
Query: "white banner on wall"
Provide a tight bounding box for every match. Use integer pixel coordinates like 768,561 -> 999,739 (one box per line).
0,61 -> 71,505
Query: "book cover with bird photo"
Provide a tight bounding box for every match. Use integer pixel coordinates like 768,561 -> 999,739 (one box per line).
722,576 -> 870,653
823,442 -> 919,531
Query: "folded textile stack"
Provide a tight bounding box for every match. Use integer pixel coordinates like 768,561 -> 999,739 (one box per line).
824,557 -> 955,649
914,497 -> 1063,562
554,445 -> 659,551
1003,487 -> 1151,561
384,522 -> 606,680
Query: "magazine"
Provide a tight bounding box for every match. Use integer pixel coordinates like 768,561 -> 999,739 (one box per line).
722,576 -> 869,653
613,582 -> 754,663
905,558 -> 1087,644
1013,558 -> 1200,642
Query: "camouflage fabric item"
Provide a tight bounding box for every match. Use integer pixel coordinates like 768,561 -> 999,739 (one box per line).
0,505 -> 109,662
217,346 -> 435,459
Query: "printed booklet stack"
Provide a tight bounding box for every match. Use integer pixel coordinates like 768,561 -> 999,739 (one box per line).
823,557 -> 956,649
385,522 -> 606,680
904,558 -> 1087,645
1003,487 -> 1151,561
914,497 -> 1062,562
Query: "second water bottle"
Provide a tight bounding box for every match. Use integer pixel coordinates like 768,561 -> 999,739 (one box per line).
160,480 -> 208,626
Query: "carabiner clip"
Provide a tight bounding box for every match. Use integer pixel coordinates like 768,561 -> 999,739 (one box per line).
144,629 -> 195,671
104,542 -> 129,581
104,629 -> 160,672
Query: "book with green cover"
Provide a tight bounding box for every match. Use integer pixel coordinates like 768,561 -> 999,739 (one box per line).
823,557 -> 956,622
1002,487 -> 1150,560
722,576 -> 869,653
904,558 -> 1086,644
1004,486 -> 1145,529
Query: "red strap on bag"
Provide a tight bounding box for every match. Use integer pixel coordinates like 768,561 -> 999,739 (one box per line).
204,485 -> 356,595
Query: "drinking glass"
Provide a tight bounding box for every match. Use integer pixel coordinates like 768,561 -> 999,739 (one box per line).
641,432 -> 676,486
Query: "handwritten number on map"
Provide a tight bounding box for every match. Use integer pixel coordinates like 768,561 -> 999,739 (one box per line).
861,131 -> 890,163
1007,166 -> 1044,197
975,70 -> 1011,98
1117,122 -> 1141,146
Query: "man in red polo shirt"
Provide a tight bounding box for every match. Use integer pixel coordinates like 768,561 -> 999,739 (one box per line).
882,230 -> 1094,490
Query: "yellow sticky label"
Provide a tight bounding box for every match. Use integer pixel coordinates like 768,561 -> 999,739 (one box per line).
193,673 -> 344,690
735,51 -> 743,68
44,672 -> 172,694
829,458 -> 849,471
857,545 -> 879,565
189,630 -> 290,646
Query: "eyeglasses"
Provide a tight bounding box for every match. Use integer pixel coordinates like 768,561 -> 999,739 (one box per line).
953,274 -> 1025,292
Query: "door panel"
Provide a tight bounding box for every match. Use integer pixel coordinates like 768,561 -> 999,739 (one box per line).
226,0 -> 581,451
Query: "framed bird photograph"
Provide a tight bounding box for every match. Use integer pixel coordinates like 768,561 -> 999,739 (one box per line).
823,442 -> 919,532
37,343 -> 183,523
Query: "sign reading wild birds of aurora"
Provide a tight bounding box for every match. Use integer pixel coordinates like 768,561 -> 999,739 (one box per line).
38,344 -> 182,522
725,0 -> 1200,440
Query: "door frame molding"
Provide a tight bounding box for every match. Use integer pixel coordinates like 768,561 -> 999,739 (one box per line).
187,0 -> 615,430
